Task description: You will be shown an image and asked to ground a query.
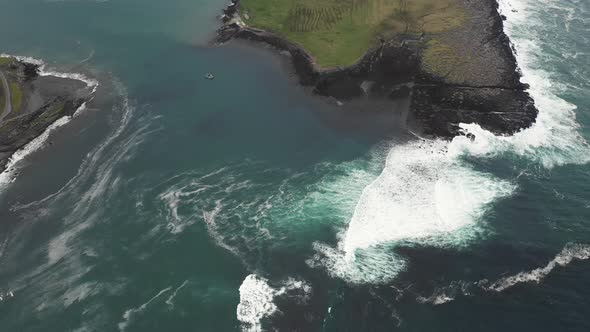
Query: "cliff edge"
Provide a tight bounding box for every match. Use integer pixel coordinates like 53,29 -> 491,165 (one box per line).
215,0 -> 537,138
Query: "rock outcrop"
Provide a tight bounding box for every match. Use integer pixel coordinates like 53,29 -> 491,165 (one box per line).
215,0 -> 537,138
0,58 -> 92,173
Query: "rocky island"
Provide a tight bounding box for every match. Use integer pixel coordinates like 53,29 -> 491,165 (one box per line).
0,56 -> 93,174
216,0 -> 537,138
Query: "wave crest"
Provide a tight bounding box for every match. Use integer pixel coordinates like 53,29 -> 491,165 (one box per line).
237,274 -> 312,331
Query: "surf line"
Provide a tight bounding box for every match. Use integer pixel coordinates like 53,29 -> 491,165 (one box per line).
317,0 -> 590,285
0,54 -> 99,189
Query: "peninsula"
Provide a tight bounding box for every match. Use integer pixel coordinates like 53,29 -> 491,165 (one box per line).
216,0 -> 537,138
0,56 -> 92,174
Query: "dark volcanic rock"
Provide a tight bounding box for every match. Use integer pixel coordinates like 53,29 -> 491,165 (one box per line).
0,58 -> 92,173
22,61 -> 40,81
215,0 -> 537,139
412,86 -> 536,137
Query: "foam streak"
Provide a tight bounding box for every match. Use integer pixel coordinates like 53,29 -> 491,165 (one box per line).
487,244 -> 590,292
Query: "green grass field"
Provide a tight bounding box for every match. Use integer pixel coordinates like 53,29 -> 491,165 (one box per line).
240,0 -> 465,68
0,56 -> 24,115
9,81 -> 23,113
0,57 -> 15,66
0,93 -> 5,116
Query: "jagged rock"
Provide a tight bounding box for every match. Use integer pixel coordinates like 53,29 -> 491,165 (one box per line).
214,0 -> 537,138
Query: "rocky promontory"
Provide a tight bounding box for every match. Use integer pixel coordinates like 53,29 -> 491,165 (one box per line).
215,0 -> 537,138
0,57 -> 93,173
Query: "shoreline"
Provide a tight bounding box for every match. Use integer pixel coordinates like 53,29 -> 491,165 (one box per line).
0,56 -> 96,181
214,0 -> 537,139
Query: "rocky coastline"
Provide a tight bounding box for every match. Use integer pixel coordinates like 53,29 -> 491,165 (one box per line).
0,57 -> 93,174
215,0 -> 537,139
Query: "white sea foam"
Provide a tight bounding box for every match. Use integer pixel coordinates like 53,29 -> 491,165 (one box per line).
0,53 -> 100,190
165,280 -> 189,307
2,86 -> 143,320
63,282 -> 97,307
0,53 -> 99,93
203,200 -> 242,257
43,101 -> 149,265
0,102 -> 88,190
160,189 -> 196,234
487,243 -> 590,292
343,140 -> 514,259
417,293 -> 454,305
118,287 -> 172,331
237,274 -> 312,331
47,216 -> 96,265
449,0 -> 590,168
309,139 -> 515,284
307,235 -> 408,285
0,76 -> 156,332
12,84 -> 134,212
0,115 -> 74,188
415,244 -> 590,305
312,0 -> 590,284
281,277 -> 313,304
237,275 -> 279,332
415,280 -> 476,305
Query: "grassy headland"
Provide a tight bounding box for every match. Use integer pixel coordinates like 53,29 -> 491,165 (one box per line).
0,57 -> 14,66
0,56 -> 24,114
9,81 -> 23,113
0,57 -> 92,173
239,0 -> 466,68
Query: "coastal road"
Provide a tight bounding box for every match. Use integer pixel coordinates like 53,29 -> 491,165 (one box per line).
0,70 -> 12,126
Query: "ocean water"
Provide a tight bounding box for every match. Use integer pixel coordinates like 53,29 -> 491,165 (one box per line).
0,0 -> 589,331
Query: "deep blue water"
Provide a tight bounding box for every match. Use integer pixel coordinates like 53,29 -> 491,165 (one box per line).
0,0 -> 589,331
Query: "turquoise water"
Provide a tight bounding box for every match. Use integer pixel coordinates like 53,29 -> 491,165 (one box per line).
1,0 -> 590,331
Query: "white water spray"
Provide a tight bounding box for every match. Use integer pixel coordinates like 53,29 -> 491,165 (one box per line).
0,54 -> 99,189
314,0 -> 590,283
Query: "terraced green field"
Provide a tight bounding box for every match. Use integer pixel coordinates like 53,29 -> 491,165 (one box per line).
0,57 -> 14,66
0,57 -> 24,114
240,0 -> 466,67
9,81 -> 23,113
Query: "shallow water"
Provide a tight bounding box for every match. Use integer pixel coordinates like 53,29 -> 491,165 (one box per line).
1,0 -> 590,331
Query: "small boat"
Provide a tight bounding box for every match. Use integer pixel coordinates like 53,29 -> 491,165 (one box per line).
204,73 -> 214,80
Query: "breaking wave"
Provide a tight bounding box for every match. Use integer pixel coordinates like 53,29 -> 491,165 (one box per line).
152,150 -> 386,268
449,0 -> 590,168
308,0 -> 590,284
237,274 -> 311,332
0,54 -> 100,189
343,140 -> 511,256
0,53 -> 99,92
0,111 -> 81,188
237,275 -> 279,331
309,139 -> 516,284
